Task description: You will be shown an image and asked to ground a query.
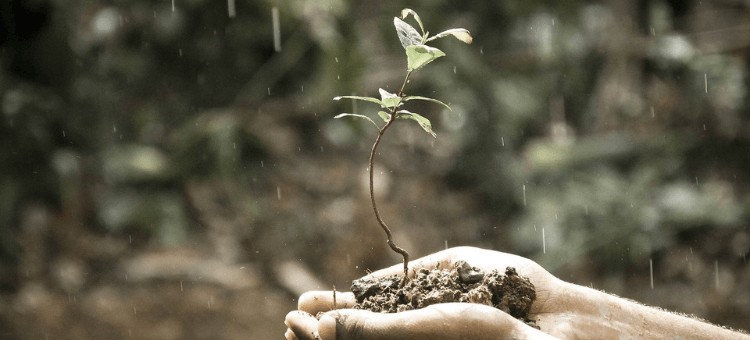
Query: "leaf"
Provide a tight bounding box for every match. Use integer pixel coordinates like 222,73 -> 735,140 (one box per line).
397,110 -> 436,138
378,88 -> 402,109
403,96 -> 452,111
334,113 -> 381,130
405,45 -> 445,71
394,17 -> 422,49
425,28 -> 473,44
333,95 -> 386,108
377,111 -> 391,122
400,8 -> 425,35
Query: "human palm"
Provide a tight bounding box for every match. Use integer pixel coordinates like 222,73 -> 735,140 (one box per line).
285,247 -> 566,340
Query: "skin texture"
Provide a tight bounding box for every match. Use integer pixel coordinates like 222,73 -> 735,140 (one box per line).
284,246 -> 750,340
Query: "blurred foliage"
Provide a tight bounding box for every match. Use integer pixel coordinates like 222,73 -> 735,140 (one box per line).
1,0 -> 750,337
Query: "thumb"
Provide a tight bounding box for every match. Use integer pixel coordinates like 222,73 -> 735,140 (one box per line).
317,303 -> 558,340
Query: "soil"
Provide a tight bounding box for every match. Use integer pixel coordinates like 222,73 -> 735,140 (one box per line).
349,260 -> 539,328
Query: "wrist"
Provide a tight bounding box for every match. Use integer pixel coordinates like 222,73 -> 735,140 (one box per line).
539,281 -> 750,340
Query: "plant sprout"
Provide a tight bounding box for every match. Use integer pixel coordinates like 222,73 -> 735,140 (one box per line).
333,9 -> 472,287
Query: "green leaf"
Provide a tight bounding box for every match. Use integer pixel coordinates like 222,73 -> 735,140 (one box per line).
394,17 -> 422,49
397,110 -> 436,138
403,96 -> 452,111
377,111 -> 391,122
378,88 -> 402,109
333,95 -> 386,108
425,28 -> 473,44
334,113 -> 380,130
400,9 -> 425,36
405,45 -> 445,71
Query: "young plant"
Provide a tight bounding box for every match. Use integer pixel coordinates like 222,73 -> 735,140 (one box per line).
333,9 -> 472,286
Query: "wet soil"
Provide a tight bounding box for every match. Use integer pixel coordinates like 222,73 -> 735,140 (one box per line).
350,261 -> 539,328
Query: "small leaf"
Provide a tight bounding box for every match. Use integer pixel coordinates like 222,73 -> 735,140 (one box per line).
425,28 -> 473,44
403,96 -> 452,111
400,9 -> 425,36
397,110 -> 436,138
394,17 -> 422,49
333,95 -> 386,108
334,113 -> 380,130
378,88 -> 402,109
405,45 -> 445,71
377,111 -> 391,122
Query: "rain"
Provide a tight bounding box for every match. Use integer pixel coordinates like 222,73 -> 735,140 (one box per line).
0,1 -> 748,339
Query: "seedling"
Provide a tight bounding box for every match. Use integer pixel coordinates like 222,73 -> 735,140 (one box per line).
334,9 -> 472,287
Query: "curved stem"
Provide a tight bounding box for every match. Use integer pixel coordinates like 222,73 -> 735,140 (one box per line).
369,116 -> 410,287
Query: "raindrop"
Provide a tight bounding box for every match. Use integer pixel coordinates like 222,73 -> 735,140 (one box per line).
542,228 -> 546,254
453,66 -> 456,74
301,85 -> 304,92
272,7 -> 281,52
113,124 -> 117,133
227,0 -> 236,18
268,88 -> 271,96
180,280 -> 183,291
335,57 -> 339,63
715,260 -> 719,289
134,307 -> 137,315
501,137 -> 504,146
650,106 -> 655,118
261,160 -> 264,167
129,235 -> 132,243
479,46 -> 484,55
320,146 -> 324,152
703,124 -> 706,131
649,259 -> 653,289
337,75 -> 340,80
277,186 -> 282,200
346,254 -> 351,266
523,185 -> 527,206
445,240 -> 448,249
233,142 -> 236,149
62,130 -> 66,137
704,74 -> 707,93
179,49 -> 183,57
172,0 -> 175,12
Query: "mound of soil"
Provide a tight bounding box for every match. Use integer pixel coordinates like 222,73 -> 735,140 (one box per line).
350,261 -> 539,328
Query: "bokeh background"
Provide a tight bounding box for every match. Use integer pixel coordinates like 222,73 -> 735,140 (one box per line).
2,0 -> 750,338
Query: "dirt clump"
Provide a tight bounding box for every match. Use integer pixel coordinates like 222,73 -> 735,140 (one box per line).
350,260 -> 538,328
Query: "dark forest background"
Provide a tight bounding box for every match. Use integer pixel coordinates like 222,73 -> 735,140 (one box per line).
1,0 -> 749,339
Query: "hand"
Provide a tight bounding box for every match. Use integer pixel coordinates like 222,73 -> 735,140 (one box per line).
284,246 -> 565,340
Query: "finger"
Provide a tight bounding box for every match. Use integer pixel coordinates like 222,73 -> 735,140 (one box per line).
317,303 -> 560,340
298,291 -> 357,315
285,310 -> 319,340
284,328 -> 299,340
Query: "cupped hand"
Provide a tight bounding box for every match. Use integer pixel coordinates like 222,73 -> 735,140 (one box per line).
284,246 -> 567,340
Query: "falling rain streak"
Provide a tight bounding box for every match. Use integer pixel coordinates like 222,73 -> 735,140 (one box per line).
715,260 -> 719,289
649,259 -> 653,289
542,228 -> 546,254
227,0 -> 236,18
277,186 -> 282,200
272,7 -> 281,52
523,185 -> 527,206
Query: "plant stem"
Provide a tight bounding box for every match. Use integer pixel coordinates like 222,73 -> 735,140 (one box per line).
397,70 -> 412,97
369,113 -> 410,287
